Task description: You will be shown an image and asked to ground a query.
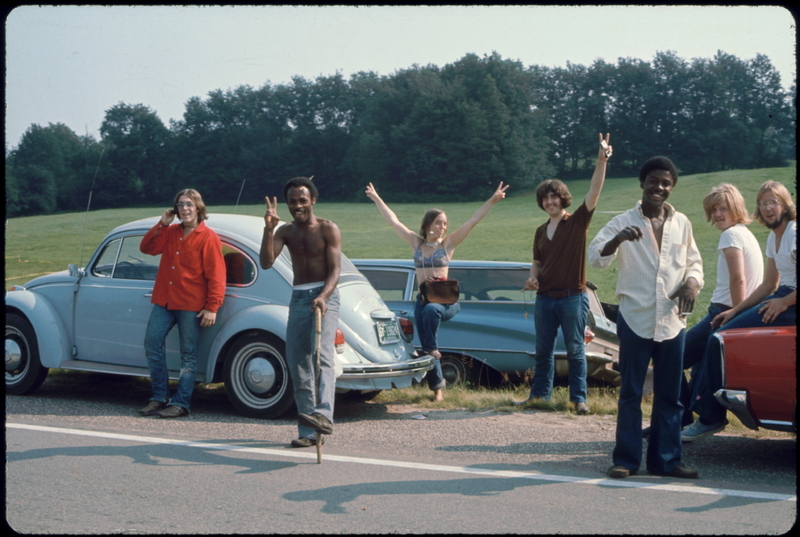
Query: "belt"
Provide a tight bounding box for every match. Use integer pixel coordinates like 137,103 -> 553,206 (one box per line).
537,288 -> 587,299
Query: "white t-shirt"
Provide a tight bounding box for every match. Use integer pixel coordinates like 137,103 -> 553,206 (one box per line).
767,220 -> 797,289
710,224 -> 764,307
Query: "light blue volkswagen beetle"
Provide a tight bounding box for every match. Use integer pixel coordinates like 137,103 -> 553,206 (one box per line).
5,214 -> 433,418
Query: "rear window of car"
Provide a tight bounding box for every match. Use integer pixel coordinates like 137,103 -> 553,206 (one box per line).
222,244 -> 256,286
357,269 -> 410,301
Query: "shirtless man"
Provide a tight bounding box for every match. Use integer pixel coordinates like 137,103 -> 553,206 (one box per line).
260,177 -> 342,447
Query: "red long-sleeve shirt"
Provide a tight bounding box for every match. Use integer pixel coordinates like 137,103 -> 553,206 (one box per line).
140,221 -> 226,313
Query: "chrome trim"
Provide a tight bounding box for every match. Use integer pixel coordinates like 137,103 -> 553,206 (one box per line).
713,333 -> 726,386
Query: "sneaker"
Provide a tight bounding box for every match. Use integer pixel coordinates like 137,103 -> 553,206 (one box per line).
681,419 -> 727,442
156,405 -> 190,419
137,400 -> 168,416
575,402 -> 590,415
298,412 -> 333,435
290,437 -> 325,448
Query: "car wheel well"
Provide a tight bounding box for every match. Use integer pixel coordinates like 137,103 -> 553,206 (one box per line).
211,328 -> 277,383
439,352 -> 502,387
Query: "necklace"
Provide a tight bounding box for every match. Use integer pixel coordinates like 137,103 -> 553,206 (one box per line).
425,240 -> 441,248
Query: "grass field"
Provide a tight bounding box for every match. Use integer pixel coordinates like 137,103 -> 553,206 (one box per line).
6,164 -> 795,326
4,165 -> 796,435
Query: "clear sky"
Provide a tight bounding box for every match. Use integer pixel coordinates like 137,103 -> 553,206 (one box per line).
4,5 -> 796,149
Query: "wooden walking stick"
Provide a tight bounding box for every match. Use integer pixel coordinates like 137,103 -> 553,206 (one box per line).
314,306 -> 323,464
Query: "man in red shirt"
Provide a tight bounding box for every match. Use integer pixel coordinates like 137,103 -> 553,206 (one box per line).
137,189 -> 226,418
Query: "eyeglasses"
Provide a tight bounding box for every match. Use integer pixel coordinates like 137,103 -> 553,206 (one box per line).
757,199 -> 781,209
176,202 -> 195,209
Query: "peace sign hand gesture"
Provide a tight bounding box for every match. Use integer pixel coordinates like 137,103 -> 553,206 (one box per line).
598,133 -> 613,161
263,196 -> 280,229
490,181 -> 510,203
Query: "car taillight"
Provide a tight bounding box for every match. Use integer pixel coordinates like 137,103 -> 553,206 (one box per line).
584,327 -> 595,345
335,328 -> 345,353
399,317 -> 414,342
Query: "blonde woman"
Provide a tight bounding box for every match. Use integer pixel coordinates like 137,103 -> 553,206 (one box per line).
365,182 -> 509,401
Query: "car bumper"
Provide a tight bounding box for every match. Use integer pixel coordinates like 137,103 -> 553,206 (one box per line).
714,389 -> 796,433
336,356 -> 435,390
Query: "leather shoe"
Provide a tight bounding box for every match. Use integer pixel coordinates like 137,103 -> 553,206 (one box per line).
137,400 -> 168,416
298,412 -> 333,434
290,437 -> 325,448
575,402 -> 590,415
157,405 -> 190,418
659,464 -> 699,479
608,465 -> 633,479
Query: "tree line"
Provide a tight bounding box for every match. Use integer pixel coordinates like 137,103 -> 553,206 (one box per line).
5,51 -> 795,217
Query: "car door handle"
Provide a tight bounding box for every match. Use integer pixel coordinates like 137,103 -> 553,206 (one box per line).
144,293 -> 153,297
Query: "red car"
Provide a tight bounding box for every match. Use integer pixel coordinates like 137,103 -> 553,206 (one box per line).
713,325 -> 797,433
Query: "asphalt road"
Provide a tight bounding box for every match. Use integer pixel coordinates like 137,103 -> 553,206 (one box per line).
5,371 -> 797,534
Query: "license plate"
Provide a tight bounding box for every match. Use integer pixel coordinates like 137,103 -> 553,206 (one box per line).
376,320 -> 400,345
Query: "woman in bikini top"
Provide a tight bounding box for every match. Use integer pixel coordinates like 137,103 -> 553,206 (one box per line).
365,181 -> 509,401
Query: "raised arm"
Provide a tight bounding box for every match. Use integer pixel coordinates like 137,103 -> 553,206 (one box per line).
585,133 -> 612,212
445,182 -> 509,249
365,183 -> 420,248
260,196 -> 285,269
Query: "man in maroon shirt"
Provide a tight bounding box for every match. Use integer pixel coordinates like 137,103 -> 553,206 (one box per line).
521,134 -> 612,415
137,189 -> 226,418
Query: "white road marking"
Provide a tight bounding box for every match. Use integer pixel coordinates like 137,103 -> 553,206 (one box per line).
8,422 -> 795,502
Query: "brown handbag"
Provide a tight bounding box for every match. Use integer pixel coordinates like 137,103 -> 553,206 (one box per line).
420,278 -> 460,305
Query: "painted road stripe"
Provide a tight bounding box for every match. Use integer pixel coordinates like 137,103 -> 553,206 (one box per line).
8,422 -> 795,502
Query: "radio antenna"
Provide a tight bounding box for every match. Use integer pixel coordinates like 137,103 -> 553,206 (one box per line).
233,177 -> 246,214
78,147 -> 105,268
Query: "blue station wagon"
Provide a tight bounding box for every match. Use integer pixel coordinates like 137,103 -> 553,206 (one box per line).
5,215 -> 433,418
353,259 -> 620,387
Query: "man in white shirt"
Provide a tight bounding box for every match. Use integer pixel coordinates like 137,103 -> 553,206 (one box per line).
589,156 -> 703,479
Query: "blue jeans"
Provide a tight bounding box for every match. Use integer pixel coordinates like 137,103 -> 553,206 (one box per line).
679,302 -> 729,427
286,287 -> 340,440
690,286 -> 796,423
143,305 -> 201,410
614,314 -> 685,475
414,295 -> 460,391
529,293 -> 589,403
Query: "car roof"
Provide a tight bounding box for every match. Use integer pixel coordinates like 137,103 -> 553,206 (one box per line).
352,259 -> 532,269
110,214 -> 274,250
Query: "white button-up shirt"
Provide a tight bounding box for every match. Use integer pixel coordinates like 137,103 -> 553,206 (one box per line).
589,201 -> 704,341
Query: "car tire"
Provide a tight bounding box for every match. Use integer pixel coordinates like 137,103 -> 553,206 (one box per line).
440,353 -> 471,386
223,333 -> 295,419
5,313 -> 49,395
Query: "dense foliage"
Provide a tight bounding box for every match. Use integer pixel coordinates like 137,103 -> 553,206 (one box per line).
6,51 -> 795,217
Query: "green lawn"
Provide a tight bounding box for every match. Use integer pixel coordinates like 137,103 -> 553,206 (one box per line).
6,165 -> 795,328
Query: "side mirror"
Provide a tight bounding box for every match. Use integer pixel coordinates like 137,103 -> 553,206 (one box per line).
68,264 -> 84,278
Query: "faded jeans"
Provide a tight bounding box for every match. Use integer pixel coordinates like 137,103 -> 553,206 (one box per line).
529,292 -> 589,403
286,287 -> 340,440
414,295 -> 460,391
143,305 -> 201,410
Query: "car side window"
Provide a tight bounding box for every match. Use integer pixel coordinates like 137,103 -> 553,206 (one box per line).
448,268 -> 529,302
112,236 -> 160,281
223,244 -> 256,286
358,269 -> 409,301
91,239 -> 121,278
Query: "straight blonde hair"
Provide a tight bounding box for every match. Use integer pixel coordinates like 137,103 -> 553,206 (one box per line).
702,183 -> 751,225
